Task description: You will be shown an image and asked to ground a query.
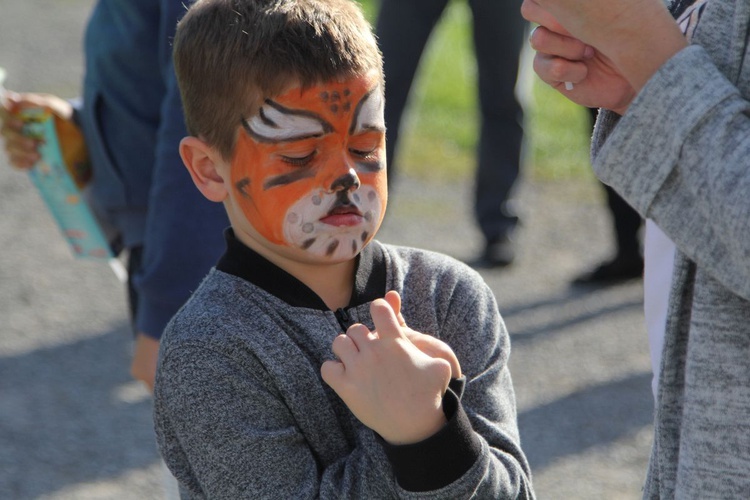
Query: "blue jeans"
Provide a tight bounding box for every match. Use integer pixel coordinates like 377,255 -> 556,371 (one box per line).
376,0 -> 527,243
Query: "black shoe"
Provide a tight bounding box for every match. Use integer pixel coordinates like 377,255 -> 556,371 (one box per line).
573,255 -> 643,285
476,236 -> 515,268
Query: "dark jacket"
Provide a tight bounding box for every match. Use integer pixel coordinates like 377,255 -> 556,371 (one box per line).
78,0 -> 227,338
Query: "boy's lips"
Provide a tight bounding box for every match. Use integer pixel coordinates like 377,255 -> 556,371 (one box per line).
320,205 -> 363,227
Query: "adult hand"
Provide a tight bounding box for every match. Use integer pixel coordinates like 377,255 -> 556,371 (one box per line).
321,297 -> 451,445
0,92 -> 74,169
131,332 -> 160,392
522,0 -> 687,93
526,23 -> 636,115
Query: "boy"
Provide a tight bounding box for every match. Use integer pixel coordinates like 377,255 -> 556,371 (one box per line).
153,0 -> 534,498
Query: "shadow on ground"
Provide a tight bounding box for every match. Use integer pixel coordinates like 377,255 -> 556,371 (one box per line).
0,325 -> 161,499
519,372 -> 653,471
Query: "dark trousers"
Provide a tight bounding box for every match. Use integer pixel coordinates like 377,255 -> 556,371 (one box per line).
376,0 -> 527,243
126,245 -> 143,334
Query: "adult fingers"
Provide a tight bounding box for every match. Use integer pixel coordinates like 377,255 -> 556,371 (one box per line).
532,51 -> 589,89
2,125 -> 41,169
11,92 -> 74,120
521,0 -> 570,36
529,25 -> 593,62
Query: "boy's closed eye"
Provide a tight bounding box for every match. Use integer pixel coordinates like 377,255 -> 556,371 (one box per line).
348,131 -> 383,161
276,139 -> 318,167
280,150 -> 317,167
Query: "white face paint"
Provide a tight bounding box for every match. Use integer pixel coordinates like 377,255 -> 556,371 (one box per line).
350,90 -> 385,134
244,100 -> 331,142
282,184 -> 382,259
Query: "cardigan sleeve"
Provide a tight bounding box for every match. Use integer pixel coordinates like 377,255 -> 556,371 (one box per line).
593,45 -> 750,300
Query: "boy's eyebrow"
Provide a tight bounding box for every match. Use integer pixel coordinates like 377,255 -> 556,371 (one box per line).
243,100 -> 333,143
349,88 -> 385,135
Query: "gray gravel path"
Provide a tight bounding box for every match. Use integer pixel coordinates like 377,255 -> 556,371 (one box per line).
0,2 -> 653,498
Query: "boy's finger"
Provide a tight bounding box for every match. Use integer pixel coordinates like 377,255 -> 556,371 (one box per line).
320,359 -> 346,387
370,298 -> 402,340
331,333 -> 359,363
383,290 -> 407,327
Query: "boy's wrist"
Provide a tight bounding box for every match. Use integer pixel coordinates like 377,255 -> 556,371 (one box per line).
379,383 -> 482,491
380,406 -> 447,446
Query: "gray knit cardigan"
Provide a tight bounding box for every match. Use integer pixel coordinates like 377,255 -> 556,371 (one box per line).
592,0 -> 750,496
154,239 -> 533,499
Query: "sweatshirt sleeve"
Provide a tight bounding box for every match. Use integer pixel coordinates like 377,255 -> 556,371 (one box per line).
384,265 -> 534,498
592,45 -> 750,300
132,0 -> 228,338
379,378 -> 483,491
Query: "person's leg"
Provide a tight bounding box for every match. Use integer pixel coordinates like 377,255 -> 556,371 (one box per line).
606,183 -> 642,260
573,184 -> 643,283
375,0 -> 449,184
468,0 -> 527,266
574,109 -> 643,284
126,246 -> 144,329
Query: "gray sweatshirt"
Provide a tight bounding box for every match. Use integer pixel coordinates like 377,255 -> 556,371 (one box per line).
154,232 -> 533,499
592,0 -> 750,496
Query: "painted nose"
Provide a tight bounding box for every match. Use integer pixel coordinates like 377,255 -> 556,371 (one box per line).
330,169 -> 361,193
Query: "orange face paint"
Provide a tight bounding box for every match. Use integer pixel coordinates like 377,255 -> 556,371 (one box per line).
230,73 -> 387,261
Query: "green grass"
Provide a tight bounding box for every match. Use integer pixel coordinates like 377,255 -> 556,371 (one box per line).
358,0 -> 596,182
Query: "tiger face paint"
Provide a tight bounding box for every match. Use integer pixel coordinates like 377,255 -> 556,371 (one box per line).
230,73 -> 386,262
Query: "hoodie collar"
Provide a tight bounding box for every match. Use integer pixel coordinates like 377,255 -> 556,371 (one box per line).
216,228 -> 387,310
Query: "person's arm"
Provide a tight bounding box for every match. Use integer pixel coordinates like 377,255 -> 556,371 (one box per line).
523,0 -> 750,299
422,272 -> 534,498
592,44 -> 750,301
328,267 -> 532,498
129,0 -> 227,355
321,293 -> 454,446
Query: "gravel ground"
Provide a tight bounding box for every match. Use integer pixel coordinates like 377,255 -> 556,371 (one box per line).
0,2 -> 653,498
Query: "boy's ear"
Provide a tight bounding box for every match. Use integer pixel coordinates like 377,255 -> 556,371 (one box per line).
179,136 -> 229,203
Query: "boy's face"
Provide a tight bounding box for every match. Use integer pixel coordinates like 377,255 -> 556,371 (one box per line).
229,71 -> 386,263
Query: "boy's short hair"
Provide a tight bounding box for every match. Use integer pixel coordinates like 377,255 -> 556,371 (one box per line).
174,0 -> 384,159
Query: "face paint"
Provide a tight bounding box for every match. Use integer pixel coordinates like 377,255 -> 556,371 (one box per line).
230,73 -> 386,261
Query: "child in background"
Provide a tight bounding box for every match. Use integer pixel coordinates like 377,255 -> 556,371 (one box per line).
153,0 -> 534,498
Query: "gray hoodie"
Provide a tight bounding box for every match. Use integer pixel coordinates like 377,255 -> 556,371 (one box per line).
154,233 -> 533,499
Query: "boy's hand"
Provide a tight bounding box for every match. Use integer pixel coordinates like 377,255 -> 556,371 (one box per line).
1,92 -> 74,169
321,297 -> 452,445
382,290 -> 461,379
